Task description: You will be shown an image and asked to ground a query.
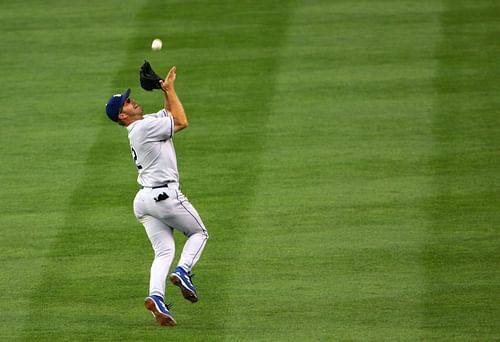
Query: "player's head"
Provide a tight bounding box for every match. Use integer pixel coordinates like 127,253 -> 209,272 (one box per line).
105,88 -> 143,126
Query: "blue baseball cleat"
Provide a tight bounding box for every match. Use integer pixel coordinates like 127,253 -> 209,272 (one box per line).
144,295 -> 176,326
170,266 -> 198,303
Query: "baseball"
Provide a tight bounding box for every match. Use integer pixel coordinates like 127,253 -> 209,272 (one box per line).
151,38 -> 162,51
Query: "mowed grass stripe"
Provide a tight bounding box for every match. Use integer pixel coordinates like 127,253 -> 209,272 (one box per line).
18,1 -> 154,340
3,0 -> 497,341
223,1 -> 442,340
0,0 -> 141,340
155,1 -> 297,339
423,1 -> 500,339
19,0 -> 297,340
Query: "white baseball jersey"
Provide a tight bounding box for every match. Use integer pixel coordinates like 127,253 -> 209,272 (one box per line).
128,107 -> 208,301
127,109 -> 178,187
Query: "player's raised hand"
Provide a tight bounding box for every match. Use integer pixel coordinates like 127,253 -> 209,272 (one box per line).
160,66 -> 176,93
166,66 -> 176,84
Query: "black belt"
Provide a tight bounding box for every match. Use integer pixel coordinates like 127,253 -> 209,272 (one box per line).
141,183 -> 172,189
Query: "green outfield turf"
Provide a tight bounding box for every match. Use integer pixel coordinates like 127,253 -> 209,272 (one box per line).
1,0 -> 499,341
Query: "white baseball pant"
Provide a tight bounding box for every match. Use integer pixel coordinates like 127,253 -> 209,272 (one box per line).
133,182 -> 208,298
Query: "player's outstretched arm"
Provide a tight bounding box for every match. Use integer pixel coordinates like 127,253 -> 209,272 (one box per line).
160,66 -> 188,133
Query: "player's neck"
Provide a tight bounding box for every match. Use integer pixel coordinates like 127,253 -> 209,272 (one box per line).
123,116 -> 144,127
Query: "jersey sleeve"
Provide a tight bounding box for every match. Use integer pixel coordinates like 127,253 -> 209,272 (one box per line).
146,109 -> 169,119
142,109 -> 174,141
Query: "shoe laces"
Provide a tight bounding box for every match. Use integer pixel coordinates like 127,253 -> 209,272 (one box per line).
156,297 -> 173,311
187,272 -> 197,287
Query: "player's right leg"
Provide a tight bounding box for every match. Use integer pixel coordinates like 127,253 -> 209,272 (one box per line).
135,190 -> 177,324
144,295 -> 176,326
139,215 -> 176,298
138,215 -> 177,325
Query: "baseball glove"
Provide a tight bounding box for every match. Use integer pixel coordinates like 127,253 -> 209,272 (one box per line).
139,60 -> 162,91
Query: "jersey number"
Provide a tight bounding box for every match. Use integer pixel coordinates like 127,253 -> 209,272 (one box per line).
131,147 -> 143,170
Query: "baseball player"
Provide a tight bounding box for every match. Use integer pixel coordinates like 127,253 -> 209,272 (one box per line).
105,66 -> 209,326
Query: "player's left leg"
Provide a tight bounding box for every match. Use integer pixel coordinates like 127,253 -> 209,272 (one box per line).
167,189 -> 209,302
167,189 -> 209,271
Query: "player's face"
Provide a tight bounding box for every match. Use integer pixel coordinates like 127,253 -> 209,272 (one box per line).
122,97 -> 144,118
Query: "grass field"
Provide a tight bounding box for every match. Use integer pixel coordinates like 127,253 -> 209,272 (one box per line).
1,0 -> 499,341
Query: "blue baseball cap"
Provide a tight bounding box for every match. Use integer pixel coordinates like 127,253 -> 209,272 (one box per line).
105,88 -> 131,122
